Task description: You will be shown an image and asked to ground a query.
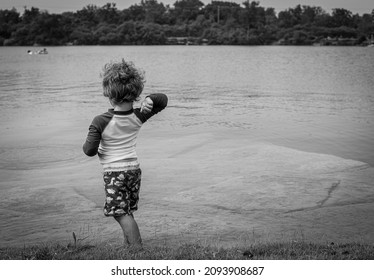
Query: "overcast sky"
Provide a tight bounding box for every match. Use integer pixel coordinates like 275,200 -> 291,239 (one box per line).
0,0 -> 372,15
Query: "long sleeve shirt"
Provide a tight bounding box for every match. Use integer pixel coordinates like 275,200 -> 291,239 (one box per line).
83,93 -> 168,168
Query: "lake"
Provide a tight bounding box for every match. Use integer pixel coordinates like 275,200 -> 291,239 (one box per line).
1,46 -> 374,248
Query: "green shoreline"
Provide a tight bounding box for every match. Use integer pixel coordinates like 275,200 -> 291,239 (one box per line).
1,1 -> 373,47
1,240 -> 373,260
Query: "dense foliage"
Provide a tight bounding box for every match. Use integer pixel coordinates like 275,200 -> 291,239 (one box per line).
1,1 -> 373,46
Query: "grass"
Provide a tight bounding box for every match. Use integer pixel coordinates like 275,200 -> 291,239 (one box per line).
1,240 -> 373,260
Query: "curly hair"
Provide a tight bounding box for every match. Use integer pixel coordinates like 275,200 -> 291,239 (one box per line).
101,59 -> 145,104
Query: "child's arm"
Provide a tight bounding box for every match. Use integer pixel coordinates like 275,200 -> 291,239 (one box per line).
83,124 -> 101,156
82,113 -> 111,156
135,93 -> 168,123
83,112 -> 112,156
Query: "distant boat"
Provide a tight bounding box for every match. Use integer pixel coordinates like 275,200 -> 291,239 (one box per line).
37,48 -> 48,54
28,48 -> 48,55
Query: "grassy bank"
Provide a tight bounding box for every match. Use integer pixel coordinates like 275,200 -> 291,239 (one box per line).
1,240 -> 373,260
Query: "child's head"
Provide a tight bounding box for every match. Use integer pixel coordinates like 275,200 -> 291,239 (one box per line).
101,59 -> 145,105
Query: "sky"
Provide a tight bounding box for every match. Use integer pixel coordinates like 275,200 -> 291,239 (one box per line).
0,0 -> 372,15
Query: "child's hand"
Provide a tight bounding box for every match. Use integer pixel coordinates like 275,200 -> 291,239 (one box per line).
140,97 -> 153,113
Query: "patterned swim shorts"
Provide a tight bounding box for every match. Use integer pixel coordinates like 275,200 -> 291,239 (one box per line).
103,169 -> 141,217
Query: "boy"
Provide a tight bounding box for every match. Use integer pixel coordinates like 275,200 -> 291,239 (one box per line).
83,59 -> 167,248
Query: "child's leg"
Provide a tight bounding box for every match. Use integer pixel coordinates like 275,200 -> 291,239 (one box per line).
114,214 -> 142,246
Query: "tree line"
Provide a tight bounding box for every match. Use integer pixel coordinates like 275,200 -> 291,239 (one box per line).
1,0 -> 373,46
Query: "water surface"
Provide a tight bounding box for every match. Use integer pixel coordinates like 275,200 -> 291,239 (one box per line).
1,46 -> 373,247
1,46 -> 373,165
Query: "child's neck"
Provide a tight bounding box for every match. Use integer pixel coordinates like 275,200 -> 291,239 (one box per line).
113,102 -> 133,111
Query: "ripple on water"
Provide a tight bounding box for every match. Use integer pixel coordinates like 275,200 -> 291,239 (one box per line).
0,145 -> 82,170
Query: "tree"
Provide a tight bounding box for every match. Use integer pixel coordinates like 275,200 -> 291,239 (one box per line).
22,7 -> 40,24
124,4 -> 146,21
97,3 -> 120,24
95,23 -> 121,44
76,5 -> 99,25
204,1 -> 241,25
314,11 -> 332,27
171,0 -> 204,23
358,13 -> 374,35
70,26 -> 96,45
264,7 -> 277,26
0,0 -> 372,46
300,6 -> 325,25
0,8 -> 20,25
117,21 -> 137,44
141,0 -> 167,24
331,8 -> 353,27
34,13 -> 66,45
0,8 -> 20,40
278,5 -> 304,27
241,1 -> 261,28
138,22 -> 166,44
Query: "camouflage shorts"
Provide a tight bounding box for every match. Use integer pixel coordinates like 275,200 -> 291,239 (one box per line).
103,169 -> 141,217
